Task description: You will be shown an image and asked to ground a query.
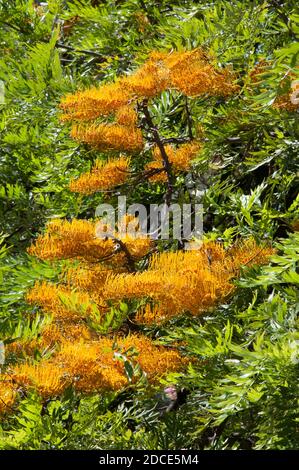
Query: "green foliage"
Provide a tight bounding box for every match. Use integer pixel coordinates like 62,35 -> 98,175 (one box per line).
0,0 -> 298,450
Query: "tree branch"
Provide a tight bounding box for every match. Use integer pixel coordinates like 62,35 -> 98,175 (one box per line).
0,21 -> 24,33
112,237 -> 136,272
147,136 -> 191,145
139,100 -> 174,205
268,0 -> 296,39
185,96 -> 193,139
55,42 -> 110,61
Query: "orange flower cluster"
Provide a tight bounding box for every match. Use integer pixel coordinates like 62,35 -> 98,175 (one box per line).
26,238 -> 274,328
121,53 -> 170,98
6,335 -> 187,401
71,123 -> 143,152
248,61 -> 299,112
69,156 -> 130,194
47,322 -> 94,342
145,141 -> 201,182
26,281 -> 103,321
60,82 -> 131,121
28,217 -> 153,264
105,239 -> 275,324
144,161 -> 166,183
169,141 -> 201,171
115,105 -> 138,127
60,49 -> 238,153
64,263 -> 116,293
27,219 -> 115,262
61,81 -> 141,154
24,215 -> 154,330
248,59 -> 270,84
120,49 -> 238,98
162,49 -> 238,97
13,363 -> 69,399
0,379 -> 17,414
1,236 -> 274,411
8,283 -> 102,360
54,340 -> 126,392
273,81 -> 299,112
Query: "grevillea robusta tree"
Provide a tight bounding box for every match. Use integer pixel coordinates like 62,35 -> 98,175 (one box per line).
0,0 -> 298,451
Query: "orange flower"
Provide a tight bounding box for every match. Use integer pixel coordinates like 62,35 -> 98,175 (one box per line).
64,263 -> 116,293
121,52 -> 170,98
117,334 -> 188,381
115,106 -> 138,127
164,49 -> 238,97
27,219 -> 116,262
151,141 -> 201,173
54,341 -> 127,392
53,334 -> 187,391
60,81 -> 131,121
104,240 -> 275,323
0,378 -> 17,414
69,156 -> 130,194
144,161 -> 167,183
71,123 -> 143,152
26,281 -> 104,321
13,362 -> 70,399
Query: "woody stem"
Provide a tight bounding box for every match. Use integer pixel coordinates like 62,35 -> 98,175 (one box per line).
112,237 -> 135,272
139,100 -> 174,205
185,96 -> 193,139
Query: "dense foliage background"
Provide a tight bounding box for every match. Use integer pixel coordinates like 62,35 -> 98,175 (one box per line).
0,0 -> 298,450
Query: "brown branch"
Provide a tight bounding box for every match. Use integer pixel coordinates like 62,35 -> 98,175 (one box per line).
0,21 -> 24,33
146,136 -> 191,145
268,1 -> 296,39
162,136 -> 191,145
112,237 -> 136,272
55,42 -> 110,61
185,96 -> 193,140
139,100 -> 174,205
133,167 -> 165,184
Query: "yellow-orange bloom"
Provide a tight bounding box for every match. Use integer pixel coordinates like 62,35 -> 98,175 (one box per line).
118,334 -> 188,382
119,235 -> 154,260
153,141 -> 201,172
144,161 -> 167,183
28,219 -> 116,262
170,141 -> 201,170
53,334 -> 187,391
64,263 -> 116,293
248,62 -> 299,112
248,59 -> 270,84
26,281 -> 104,321
145,141 -> 201,182
13,362 -> 70,399
273,84 -> 299,112
60,82 -> 131,121
115,106 -> 138,127
54,341 -> 127,392
71,123 -> 143,152
164,49 -> 238,97
121,52 -> 170,98
104,240 -> 275,323
40,322 -> 94,346
135,303 -> 168,325
69,156 -> 130,194
0,378 -> 17,414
